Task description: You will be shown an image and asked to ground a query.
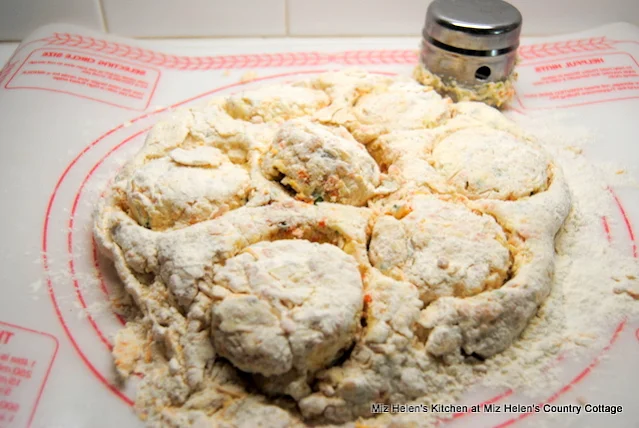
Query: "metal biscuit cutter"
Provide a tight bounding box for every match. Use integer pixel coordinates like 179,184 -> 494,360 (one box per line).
421,0 -> 522,87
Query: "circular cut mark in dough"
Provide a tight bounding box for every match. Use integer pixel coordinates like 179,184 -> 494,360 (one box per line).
431,127 -> 550,200
126,146 -> 250,230
262,119 -> 381,206
211,239 -> 363,377
369,195 -> 510,303
225,85 -> 330,123
351,81 -> 450,143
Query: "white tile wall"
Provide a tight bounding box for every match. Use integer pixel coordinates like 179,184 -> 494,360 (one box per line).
287,0 -> 428,36
0,0 -> 104,41
102,0 -> 286,37
511,0 -> 639,36
0,0 -> 638,41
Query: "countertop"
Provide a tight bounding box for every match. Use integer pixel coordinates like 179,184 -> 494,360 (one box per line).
0,43 -> 18,66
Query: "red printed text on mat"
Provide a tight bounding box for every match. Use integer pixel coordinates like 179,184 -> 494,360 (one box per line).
516,53 -> 639,109
0,322 -> 57,428
5,48 -> 160,110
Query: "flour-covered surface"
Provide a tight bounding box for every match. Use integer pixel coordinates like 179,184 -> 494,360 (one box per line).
1,23 -> 638,428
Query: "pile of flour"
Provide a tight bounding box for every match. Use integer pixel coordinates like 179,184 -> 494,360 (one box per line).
485,111 -> 638,381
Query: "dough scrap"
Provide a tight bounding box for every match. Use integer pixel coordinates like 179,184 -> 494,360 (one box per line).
413,62 -> 517,109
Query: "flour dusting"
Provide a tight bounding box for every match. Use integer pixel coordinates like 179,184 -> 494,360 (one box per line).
88,72 -> 639,427
471,110 -> 639,393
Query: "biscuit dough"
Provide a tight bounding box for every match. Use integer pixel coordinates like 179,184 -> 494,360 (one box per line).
369,194 -> 511,303
225,84 -> 330,123
430,127 -> 551,200
94,70 -> 571,427
262,119 -> 381,206
126,147 -> 250,230
211,239 -> 363,377
349,80 -> 451,143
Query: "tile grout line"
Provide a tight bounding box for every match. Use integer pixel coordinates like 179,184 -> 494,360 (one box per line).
134,34 -> 422,40
284,0 -> 290,36
98,0 -> 110,33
